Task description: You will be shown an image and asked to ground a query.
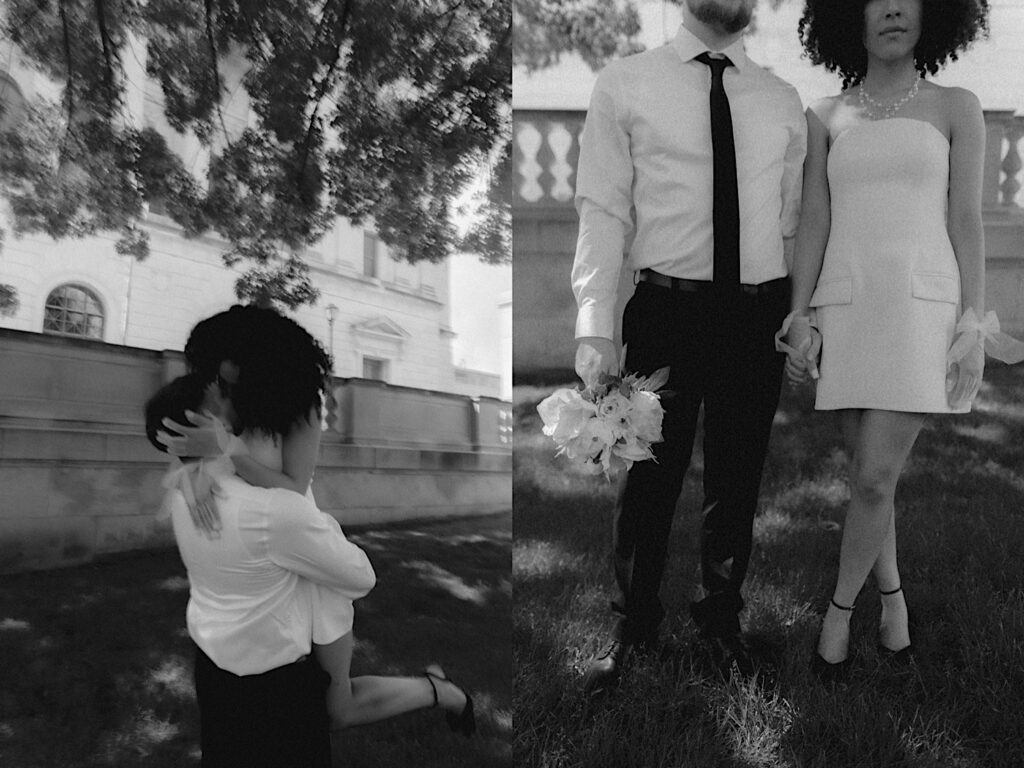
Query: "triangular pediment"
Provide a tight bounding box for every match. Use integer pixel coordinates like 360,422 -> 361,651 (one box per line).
351,316 -> 410,339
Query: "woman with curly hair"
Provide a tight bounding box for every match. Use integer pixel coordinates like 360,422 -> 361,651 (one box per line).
154,305 -> 475,763
781,0 -> 991,681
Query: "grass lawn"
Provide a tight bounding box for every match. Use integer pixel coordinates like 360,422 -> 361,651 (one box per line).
514,365 -> 1024,768
0,511 -> 512,768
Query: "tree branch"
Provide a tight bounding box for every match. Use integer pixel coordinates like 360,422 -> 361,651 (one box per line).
93,0 -> 120,116
294,0 -> 350,190
204,0 -> 231,144
57,0 -> 76,159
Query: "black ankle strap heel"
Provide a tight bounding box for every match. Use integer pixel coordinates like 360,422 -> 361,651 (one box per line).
423,671 -> 439,707
423,665 -> 477,737
877,585 -> 915,663
811,598 -> 855,684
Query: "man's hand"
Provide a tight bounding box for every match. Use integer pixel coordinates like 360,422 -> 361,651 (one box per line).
777,312 -> 820,384
575,337 -> 618,387
784,351 -> 810,384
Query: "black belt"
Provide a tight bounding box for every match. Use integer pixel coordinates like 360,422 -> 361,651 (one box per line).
637,269 -> 788,296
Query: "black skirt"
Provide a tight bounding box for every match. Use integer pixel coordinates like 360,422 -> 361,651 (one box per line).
193,644 -> 331,768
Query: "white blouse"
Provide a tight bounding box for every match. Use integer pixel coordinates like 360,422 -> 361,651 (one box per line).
166,466 -> 375,676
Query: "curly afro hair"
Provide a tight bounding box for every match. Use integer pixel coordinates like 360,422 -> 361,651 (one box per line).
798,0 -> 989,89
184,305 -> 332,437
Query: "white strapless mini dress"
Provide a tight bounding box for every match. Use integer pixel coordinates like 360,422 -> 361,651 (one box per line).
811,118 -> 967,414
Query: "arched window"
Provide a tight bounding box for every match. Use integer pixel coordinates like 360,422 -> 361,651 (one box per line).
43,284 -> 105,340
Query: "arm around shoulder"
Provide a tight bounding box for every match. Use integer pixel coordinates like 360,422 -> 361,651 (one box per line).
266,491 -> 376,598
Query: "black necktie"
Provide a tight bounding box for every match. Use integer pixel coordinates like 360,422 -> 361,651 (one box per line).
695,52 -> 740,295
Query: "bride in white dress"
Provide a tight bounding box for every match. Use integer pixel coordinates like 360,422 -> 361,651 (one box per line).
781,0 -> 990,681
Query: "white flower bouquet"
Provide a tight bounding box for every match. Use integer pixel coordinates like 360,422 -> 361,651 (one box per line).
536,366 -> 670,478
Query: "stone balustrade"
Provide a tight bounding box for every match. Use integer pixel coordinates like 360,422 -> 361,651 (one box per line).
985,111 -> 1024,211
515,109 -> 1024,216
514,111 -> 586,213
513,108 -> 1024,374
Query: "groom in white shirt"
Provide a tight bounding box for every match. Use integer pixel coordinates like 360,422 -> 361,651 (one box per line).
572,0 -> 806,691
146,374 -> 374,768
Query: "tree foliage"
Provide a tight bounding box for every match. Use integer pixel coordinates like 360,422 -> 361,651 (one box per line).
0,271 -> 16,317
513,0 -> 793,73
0,0 -> 511,309
513,0 -> 644,72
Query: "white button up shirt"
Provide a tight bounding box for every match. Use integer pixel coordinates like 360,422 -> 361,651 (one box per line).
166,467 -> 376,676
572,24 -> 807,340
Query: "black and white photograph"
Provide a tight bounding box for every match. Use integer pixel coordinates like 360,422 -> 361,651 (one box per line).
513,0 -> 1024,766
0,1 -> 511,766
5,0 -> 1024,766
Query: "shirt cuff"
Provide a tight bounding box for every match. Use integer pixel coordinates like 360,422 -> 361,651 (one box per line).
575,302 -> 615,341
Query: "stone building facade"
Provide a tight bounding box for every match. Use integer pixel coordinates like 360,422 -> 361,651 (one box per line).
0,37 -> 505,399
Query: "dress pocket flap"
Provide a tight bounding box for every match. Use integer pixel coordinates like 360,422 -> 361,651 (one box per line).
809,278 -> 853,307
911,272 -> 959,304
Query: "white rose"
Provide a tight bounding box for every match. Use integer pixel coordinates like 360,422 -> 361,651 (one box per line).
628,391 -> 664,443
564,417 -> 616,461
537,388 -> 597,444
612,436 -> 654,463
598,391 -> 630,420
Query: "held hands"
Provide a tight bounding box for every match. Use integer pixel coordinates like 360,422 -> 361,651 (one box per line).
775,311 -> 821,385
575,337 -> 619,387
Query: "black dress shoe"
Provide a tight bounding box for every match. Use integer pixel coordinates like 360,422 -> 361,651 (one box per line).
809,652 -> 851,685
582,639 -> 630,694
878,643 -> 915,666
703,633 -> 756,678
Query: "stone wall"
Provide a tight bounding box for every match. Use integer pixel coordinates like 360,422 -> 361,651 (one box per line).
0,329 -> 512,574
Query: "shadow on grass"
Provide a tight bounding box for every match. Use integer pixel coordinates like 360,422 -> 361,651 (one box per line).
515,365 -> 1024,768
0,512 -> 512,768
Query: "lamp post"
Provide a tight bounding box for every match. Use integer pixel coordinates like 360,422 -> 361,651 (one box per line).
326,303 -> 338,364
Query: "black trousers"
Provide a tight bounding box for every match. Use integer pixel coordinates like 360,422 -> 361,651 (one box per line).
612,279 -> 788,643
193,645 -> 331,768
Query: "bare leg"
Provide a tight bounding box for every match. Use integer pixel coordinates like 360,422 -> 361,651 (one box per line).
843,413 -> 911,652
871,507 -> 899,592
313,633 -> 467,730
817,409 -> 923,663
872,511 -> 911,652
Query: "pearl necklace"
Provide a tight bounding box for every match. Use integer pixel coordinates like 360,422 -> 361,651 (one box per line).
858,77 -> 921,120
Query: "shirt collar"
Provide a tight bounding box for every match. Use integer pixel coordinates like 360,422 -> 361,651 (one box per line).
671,23 -> 748,71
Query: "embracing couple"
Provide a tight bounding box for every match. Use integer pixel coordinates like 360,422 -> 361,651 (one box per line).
144,305 -> 475,767
573,0 -> 993,691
